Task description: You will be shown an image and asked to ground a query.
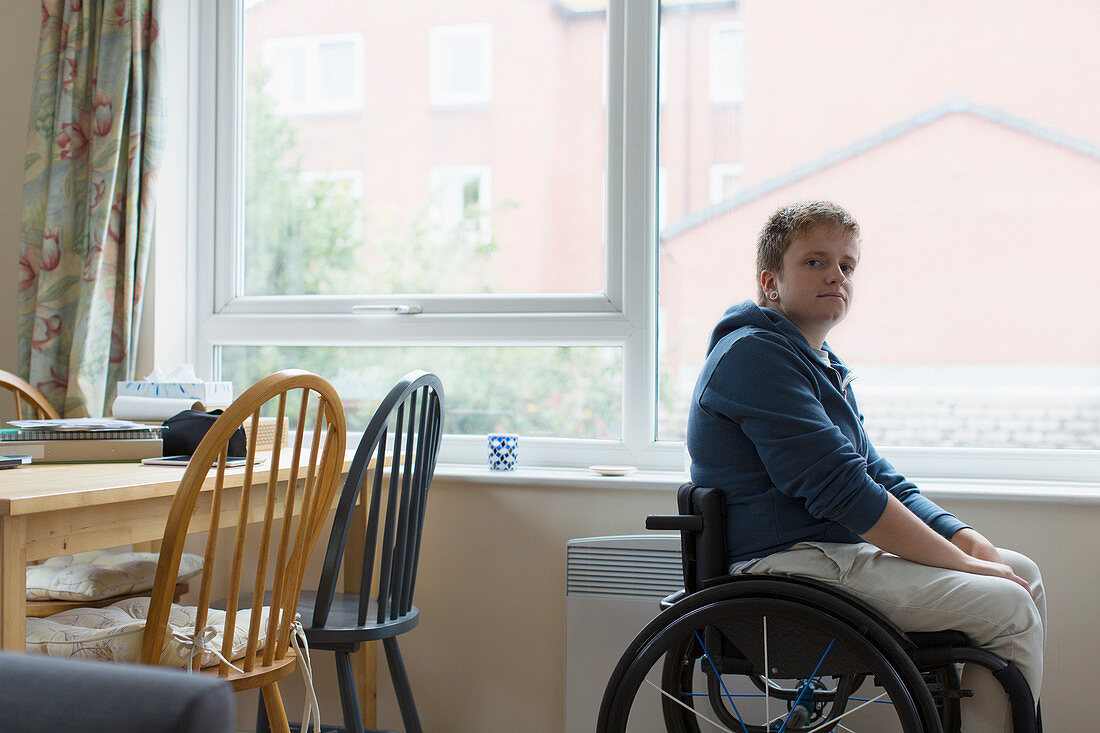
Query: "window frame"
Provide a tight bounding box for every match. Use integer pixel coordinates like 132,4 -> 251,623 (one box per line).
194,0 -> 671,469
260,32 -> 365,115
185,0 -> 1100,482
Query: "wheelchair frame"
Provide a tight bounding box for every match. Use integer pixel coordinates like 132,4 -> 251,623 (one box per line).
596,482 -> 1040,733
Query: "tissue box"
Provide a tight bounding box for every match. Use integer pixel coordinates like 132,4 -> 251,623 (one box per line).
116,380 -> 233,404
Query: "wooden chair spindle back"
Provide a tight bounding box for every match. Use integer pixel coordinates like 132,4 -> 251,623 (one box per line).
138,370 -> 347,680
310,372 -> 444,632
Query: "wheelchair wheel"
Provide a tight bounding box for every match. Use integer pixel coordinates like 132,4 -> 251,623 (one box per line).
599,583 -> 941,733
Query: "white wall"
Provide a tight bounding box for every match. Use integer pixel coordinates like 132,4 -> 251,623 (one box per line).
0,3 -> 43,372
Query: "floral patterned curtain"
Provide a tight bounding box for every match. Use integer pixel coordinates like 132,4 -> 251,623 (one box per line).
17,0 -> 165,417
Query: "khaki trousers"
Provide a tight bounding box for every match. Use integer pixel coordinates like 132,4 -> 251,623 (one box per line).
732,542 -> 1045,733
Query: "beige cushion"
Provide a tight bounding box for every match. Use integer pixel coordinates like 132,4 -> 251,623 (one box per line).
26,550 -> 203,602
26,596 -> 270,668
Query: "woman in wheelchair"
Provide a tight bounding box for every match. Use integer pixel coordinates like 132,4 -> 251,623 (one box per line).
599,202 -> 1044,733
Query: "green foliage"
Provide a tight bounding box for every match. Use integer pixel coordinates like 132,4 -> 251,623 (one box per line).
221,345 -> 622,440
243,71 -> 361,295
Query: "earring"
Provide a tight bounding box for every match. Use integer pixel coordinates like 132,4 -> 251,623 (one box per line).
768,292 -> 779,301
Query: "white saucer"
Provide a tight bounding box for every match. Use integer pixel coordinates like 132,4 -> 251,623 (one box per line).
588,464 -> 638,477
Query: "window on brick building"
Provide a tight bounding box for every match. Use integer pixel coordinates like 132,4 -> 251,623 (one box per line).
429,23 -> 493,107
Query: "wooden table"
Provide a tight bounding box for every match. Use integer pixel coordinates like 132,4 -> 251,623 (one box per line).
0,451 -> 379,724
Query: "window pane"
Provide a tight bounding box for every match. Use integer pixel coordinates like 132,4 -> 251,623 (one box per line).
242,3 -> 607,297
220,346 -> 622,439
437,29 -> 486,98
657,1 -> 1100,448
318,41 -> 356,101
264,44 -> 308,107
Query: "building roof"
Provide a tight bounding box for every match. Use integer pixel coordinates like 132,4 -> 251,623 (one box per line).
661,94 -> 1100,242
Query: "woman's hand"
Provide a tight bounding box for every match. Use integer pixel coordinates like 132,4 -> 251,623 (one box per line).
950,527 -> 1005,565
951,528 -> 1032,595
862,496 -> 1032,594
958,556 -> 1031,594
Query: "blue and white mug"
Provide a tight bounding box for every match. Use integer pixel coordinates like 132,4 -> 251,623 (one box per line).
487,433 -> 518,471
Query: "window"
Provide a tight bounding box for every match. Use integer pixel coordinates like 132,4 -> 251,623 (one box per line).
429,166 -> 491,244
708,163 -> 743,205
709,22 -> 745,104
199,0 -> 627,467
191,0 -> 1099,480
429,23 -> 493,107
261,34 -> 363,114
656,1 -> 1100,481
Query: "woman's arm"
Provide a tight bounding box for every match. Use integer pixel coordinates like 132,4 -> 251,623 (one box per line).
950,526 -> 1006,564
861,494 -> 1029,592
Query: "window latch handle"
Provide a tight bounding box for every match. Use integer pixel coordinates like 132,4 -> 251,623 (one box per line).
351,304 -> 423,315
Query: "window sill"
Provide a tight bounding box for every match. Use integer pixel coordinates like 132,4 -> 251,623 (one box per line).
434,464 -> 688,491
432,464 -> 1100,504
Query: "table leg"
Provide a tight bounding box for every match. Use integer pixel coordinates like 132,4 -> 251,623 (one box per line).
0,515 -> 27,651
344,489 -> 377,727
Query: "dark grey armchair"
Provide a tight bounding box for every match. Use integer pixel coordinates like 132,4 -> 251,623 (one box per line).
0,652 -> 234,733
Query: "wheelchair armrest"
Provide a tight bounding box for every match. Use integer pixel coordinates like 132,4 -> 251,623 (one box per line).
645,515 -> 703,531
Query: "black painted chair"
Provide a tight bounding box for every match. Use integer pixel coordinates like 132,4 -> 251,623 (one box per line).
259,371 -> 444,733
597,482 -> 1041,733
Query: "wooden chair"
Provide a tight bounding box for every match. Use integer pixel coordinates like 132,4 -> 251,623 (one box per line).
147,369 -> 347,731
27,370 -> 347,733
0,368 -> 59,420
258,371 -> 444,733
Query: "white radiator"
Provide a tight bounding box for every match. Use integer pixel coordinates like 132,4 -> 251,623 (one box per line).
565,534 -> 683,733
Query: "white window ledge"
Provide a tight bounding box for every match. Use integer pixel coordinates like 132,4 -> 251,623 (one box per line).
433,464 -> 1100,504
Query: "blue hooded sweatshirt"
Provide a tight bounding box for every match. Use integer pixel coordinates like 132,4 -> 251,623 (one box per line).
687,300 -> 967,564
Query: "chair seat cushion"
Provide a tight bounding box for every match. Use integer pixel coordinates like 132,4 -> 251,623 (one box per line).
26,550 -> 203,602
26,596 -> 269,669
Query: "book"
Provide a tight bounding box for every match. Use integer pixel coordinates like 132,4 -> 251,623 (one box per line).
7,418 -> 154,431
1,427 -> 163,442
1,438 -> 164,463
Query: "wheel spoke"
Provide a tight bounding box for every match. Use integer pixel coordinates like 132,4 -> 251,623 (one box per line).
695,630 -> 750,732
643,676 -> 740,733
778,639 -> 835,733
803,692 -> 888,733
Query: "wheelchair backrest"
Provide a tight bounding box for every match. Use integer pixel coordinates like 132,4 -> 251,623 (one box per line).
676,482 -> 730,593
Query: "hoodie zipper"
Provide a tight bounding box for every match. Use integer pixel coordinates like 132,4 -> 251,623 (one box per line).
826,363 -> 857,397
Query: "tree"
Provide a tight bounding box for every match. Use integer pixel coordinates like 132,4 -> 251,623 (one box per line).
244,70 -> 362,295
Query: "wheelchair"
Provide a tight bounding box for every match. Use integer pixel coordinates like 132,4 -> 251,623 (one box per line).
597,483 -> 1041,733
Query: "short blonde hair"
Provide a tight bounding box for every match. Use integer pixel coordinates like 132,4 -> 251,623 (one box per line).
755,201 -> 860,305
